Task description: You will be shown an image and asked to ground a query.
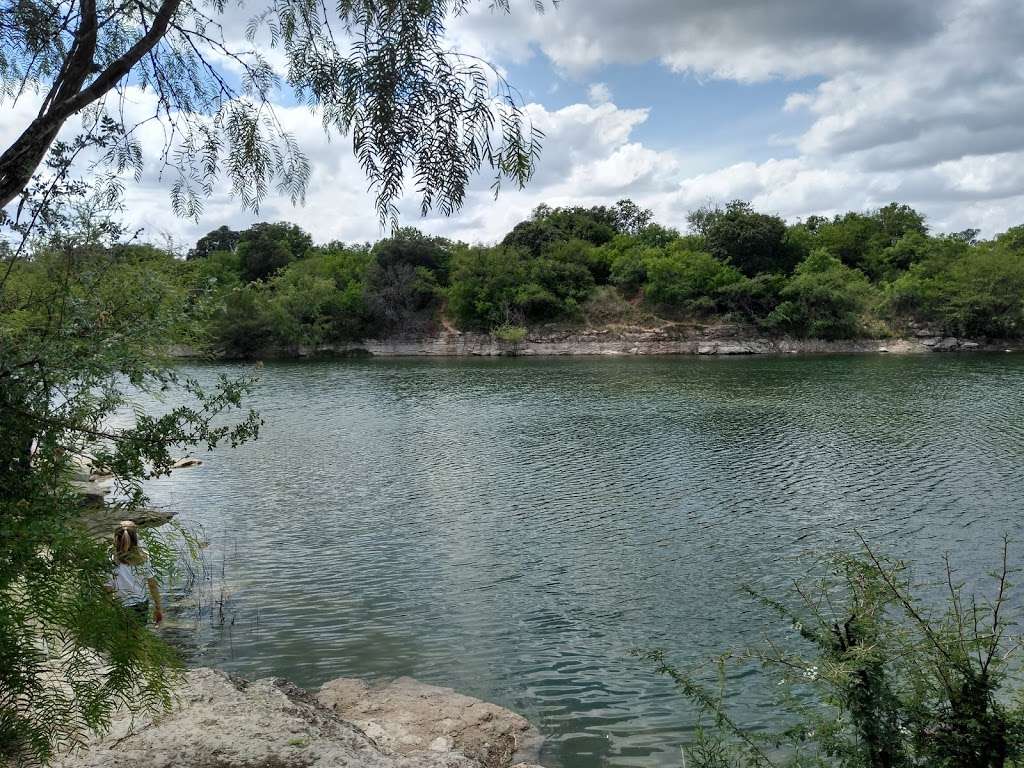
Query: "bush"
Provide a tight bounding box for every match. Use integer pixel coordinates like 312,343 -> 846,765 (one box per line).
447,246 -> 529,329
715,273 -> 786,325
643,247 -> 742,311
447,246 -> 595,329
1,241 -> 259,764
640,540 -> 1024,768
209,284 -> 281,355
604,236 -> 662,295
493,323 -> 527,355
767,249 -> 873,339
366,263 -> 441,334
889,238 -> 1024,338
544,238 -> 611,284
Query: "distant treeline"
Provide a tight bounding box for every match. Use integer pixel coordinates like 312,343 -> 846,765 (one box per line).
19,199 -> 1024,355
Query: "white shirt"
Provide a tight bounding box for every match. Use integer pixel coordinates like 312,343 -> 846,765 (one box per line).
107,551 -> 156,606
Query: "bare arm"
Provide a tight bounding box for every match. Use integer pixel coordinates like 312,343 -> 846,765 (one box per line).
146,577 -> 163,624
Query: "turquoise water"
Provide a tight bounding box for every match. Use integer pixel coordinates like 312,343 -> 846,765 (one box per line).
146,355 -> 1024,767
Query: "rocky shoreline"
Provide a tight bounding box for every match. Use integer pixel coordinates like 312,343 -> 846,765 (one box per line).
57,667 -> 545,768
168,324 -> 1021,359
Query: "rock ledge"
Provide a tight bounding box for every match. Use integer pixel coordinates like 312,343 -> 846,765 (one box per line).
56,668 -> 544,768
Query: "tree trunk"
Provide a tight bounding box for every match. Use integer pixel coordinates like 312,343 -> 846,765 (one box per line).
0,0 -> 182,210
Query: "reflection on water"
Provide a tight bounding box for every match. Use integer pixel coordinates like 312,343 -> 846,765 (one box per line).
144,355 -> 1024,768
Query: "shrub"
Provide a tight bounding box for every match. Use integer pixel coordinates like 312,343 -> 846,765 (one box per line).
447,246 -> 529,329
606,239 -> 659,295
209,284 -> 281,355
715,273 -> 786,325
643,247 -> 742,311
767,249 -> 873,339
493,323 -> 527,343
640,539 -> 1024,768
447,246 -> 595,329
889,239 -> 1024,338
545,238 -> 612,284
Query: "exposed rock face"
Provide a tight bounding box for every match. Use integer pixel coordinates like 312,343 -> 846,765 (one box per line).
167,324 -> 1021,359
56,668 -> 544,768
318,677 -> 543,768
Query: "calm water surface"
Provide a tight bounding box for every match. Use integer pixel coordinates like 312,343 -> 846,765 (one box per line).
146,355 -> 1024,768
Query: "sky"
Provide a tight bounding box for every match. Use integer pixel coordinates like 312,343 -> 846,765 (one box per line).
7,0 -> 1024,248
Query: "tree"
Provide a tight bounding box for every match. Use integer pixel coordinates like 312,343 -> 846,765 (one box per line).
1,3 -> 551,760
0,0 -> 545,224
812,212 -> 883,274
502,203 -> 624,255
447,246 -> 529,329
236,222 -> 313,283
1,225 -> 261,763
609,199 -> 654,235
813,205 -> 926,280
876,202 -> 927,244
889,236 -> 1024,338
371,228 -> 453,282
689,201 -> 796,277
188,226 -> 241,261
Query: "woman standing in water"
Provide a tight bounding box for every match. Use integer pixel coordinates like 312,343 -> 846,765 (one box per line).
107,520 -> 163,625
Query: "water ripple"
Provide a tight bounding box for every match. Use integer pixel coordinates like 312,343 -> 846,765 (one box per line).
145,355 -> 1024,768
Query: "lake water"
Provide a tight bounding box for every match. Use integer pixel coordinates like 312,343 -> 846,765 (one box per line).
146,355 -> 1024,767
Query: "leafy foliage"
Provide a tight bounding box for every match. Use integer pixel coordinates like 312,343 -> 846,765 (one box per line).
767,249 -> 875,339
889,233 -> 1024,338
638,539 -> 1024,768
188,226 -> 241,261
0,222 -> 261,763
689,200 -> 798,277
131,198 -> 1024,348
502,201 -> 653,256
643,246 -> 742,312
0,0 -> 548,224
236,222 -> 313,283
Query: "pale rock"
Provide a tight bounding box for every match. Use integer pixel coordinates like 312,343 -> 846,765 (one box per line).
318,676 -> 544,768
56,668 -> 545,768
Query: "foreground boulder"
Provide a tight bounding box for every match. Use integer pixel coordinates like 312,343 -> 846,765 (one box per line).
318,677 -> 543,768
56,668 -> 544,768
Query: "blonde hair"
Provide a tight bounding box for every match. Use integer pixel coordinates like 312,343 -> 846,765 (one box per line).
113,521 -> 147,566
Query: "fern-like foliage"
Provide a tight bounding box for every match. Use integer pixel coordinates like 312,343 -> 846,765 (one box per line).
0,0 -> 548,225
0,201 -> 262,764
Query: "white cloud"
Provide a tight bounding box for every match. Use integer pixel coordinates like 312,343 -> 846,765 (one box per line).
6,0 -> 1024,247
451,0 -> 949,81
788,0 -> 1024,170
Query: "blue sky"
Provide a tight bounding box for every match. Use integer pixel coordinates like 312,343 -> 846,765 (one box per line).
507,53 -> 820,166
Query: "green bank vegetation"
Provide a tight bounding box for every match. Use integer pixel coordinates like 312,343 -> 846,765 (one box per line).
60,199 -> 1024,357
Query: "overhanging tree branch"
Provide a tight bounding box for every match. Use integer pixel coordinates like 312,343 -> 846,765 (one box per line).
0,0 -> 181,209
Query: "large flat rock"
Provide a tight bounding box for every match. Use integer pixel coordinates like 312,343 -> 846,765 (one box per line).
318,677 -> 543,768
55,668 -> 544,768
